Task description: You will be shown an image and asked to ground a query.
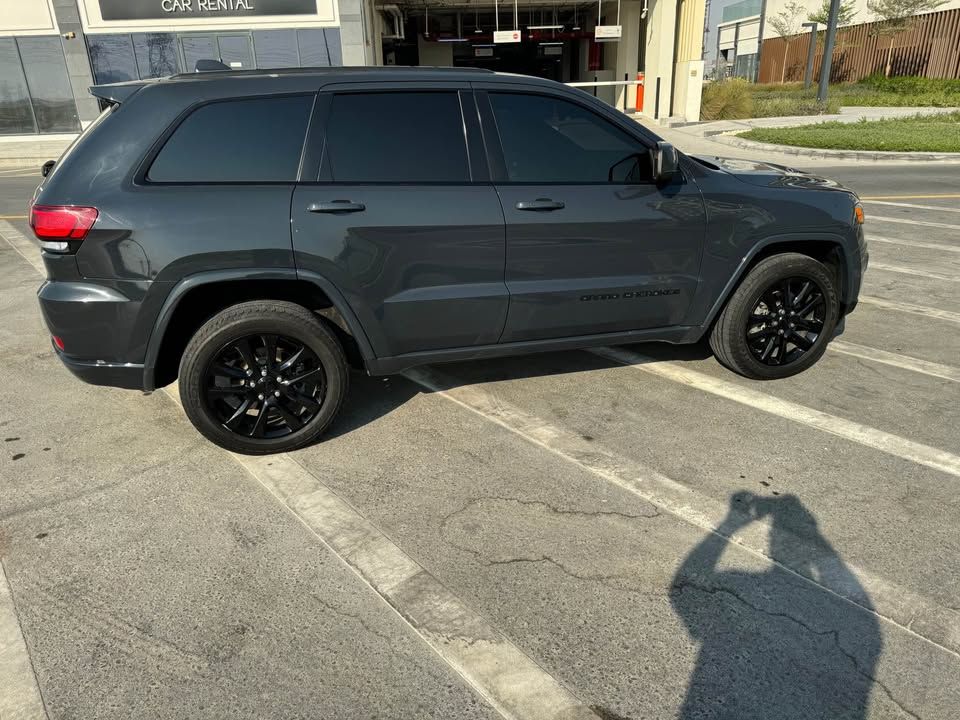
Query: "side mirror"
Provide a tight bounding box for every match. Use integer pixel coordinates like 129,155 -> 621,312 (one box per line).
651,141 -> 678,186
41,160 -> 56,177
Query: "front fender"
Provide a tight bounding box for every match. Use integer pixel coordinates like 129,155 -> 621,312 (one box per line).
692,232 -> 856,340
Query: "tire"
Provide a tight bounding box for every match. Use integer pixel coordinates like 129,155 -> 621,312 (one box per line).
709,253 -> 839,380
178,300 -> 348,454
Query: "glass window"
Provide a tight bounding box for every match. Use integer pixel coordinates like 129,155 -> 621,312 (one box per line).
489,93 -> 651,184
0,38 -> 37,135
217,35 -> 254,69
181,35 -> 217,73
87,34 -> 138,84
148,95 -> 313,183
17,37 -> 80,133
133,33 -> 181,78
323,92 -> 469,183
298,29 -> 341,66
254,30 -> 299,68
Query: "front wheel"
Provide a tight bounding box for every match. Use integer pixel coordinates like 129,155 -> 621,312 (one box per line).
709,253 -> 839,380
179,301 -> 348,454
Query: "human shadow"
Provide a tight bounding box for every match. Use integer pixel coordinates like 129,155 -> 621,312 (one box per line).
671,492 -> 882,720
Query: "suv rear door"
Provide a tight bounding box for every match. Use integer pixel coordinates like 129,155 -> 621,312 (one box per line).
475,84 -> 706,343
292,82 -> 507,358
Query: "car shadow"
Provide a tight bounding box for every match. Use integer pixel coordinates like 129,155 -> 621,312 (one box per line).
670,492 -> 882,720
325,339 -> 715,441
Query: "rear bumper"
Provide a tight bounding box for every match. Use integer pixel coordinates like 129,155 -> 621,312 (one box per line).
56,346 -> 145,390
38,279 -> 148,390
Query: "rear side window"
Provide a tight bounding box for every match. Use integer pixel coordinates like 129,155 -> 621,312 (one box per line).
322,92 -> 470,183
148,95 -> 313,183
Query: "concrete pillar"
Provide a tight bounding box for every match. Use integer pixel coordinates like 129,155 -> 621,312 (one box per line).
51,0 -> 100,124
611,1 -> 644,111
643,0 -> 677,119
673,0 -> 705,121
338,0 -> 377,66
638,0 -> 705,122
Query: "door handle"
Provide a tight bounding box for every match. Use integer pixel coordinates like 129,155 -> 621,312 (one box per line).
307,200 -> 366,213
515,198 -> 565,211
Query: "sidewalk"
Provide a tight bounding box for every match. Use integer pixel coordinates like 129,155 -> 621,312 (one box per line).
0,134 -> 76,170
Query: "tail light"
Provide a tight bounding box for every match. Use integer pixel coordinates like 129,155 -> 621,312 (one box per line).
30,205 -> 99,252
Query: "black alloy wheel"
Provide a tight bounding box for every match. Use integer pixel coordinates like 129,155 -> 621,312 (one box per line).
708,253 -> 839,380
745,277 -> 826,367
179,300 -> 348,454
204,334 -> 326,438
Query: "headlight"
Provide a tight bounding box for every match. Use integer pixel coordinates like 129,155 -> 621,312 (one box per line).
854,203 -> 865,225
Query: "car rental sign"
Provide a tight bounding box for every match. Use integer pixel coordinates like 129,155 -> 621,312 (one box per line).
98,0 -> 318,20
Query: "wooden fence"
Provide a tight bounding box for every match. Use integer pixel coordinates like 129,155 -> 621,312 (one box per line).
758,7 -> 960,83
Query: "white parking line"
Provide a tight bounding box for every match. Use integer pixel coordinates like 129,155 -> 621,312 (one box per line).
871,215 -> 960,231
157,389 -> 597,720
858,295 -> 960,324
406,366 -> 960,657
0,562 -> 47,720
830,341 -> 960,383
868,235 -> 960,253
0,223 -> 598,720
868,262 -> 958,282
590,346 -> 960,479
234,451 -> 598,720
865,200 -> 960,214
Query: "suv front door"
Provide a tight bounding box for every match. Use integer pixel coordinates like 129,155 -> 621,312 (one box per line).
292,85 -> 507,358
477,87 -> 706,343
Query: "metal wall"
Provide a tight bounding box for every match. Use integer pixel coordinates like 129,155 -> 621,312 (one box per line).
758,7 -> 960,83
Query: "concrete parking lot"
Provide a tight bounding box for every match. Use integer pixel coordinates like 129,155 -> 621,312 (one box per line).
1,160 -> 958,719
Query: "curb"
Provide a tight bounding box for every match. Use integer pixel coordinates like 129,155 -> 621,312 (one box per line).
711,133 -> 960,162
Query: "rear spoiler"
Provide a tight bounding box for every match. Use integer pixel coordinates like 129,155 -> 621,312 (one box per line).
89,81 -> 148,105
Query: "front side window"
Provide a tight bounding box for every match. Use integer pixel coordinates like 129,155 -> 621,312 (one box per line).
489,92 -> 652,184
148,95 -> 313,183
322,92 -> 470,183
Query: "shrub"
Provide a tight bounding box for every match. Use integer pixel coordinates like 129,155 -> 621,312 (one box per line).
700,79 -> 754,120
858,75 -> 960,94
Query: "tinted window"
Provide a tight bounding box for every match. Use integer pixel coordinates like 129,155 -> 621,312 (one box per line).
132,33 -> 181,78
148,96 -> 312,183
0,38 -> 36,135
298,29 -> 341,66
254,30 -> 299,68
489,93 -> 651,183
87,34 -> 138,84
324,92 -> 469,183
17,37 -> 80,133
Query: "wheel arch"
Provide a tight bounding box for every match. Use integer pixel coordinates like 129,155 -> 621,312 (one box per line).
144,269 -> 376,390
698,233 -> 850,339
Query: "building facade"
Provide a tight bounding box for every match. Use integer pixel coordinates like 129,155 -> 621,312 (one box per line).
0,0 -> 370,135
1,0 -> 709,136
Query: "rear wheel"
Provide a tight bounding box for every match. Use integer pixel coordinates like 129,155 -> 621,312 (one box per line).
709,253 -> 839,380
179,301 -> 348,454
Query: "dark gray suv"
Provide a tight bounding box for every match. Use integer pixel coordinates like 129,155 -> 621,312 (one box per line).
32,67 -> 867,454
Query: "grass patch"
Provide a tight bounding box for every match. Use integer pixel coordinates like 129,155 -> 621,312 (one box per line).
701,76 -> 960,120
738,112 -> 960,152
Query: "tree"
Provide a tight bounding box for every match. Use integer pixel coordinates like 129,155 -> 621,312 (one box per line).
867,0 -> 948,76
767,1 -> 807,83
808,0 -> 858,26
